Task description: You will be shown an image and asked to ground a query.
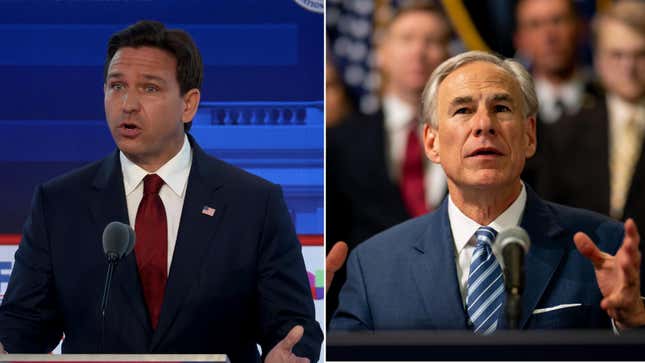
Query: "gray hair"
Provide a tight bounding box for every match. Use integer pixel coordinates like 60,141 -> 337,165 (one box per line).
421,51 -> 538,127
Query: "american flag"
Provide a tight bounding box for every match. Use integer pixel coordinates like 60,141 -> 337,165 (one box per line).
201,206 -> 216,217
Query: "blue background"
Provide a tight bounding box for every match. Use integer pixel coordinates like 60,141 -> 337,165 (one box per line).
0,0 -> 323,237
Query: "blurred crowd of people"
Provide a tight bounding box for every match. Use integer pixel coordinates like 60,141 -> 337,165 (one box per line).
326,0 -> 645,323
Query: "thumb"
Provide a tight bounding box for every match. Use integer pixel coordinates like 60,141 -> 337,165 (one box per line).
326,241 -> 348,290
0,341 -> 6,354
327,241 -> 348,273
278,325 -> 304,352
573,231 -> 605,268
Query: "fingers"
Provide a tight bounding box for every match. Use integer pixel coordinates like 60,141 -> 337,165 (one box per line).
573,232 -> 606,268
622,219 -> 641,257
326,241 -> 348,290
0,342 -> 5,354
278,325 -> 304,352
327,241 -> 348,273
615,219 -> 642,284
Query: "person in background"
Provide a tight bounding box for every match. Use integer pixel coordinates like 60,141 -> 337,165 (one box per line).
514,0 -> 597,125
538,0 -> 645,282
326,2 -> 452,324
513,0 -> 601,189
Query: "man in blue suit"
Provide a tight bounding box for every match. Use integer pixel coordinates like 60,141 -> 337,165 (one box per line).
330,51 -> 645,332
0,21 -> 322,362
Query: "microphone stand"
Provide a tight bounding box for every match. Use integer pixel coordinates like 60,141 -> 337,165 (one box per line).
100,254 -> 118,353
503,246 -> 524,329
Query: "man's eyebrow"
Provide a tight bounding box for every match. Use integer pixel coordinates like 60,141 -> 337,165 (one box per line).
104,73 -> 167,84
141,74 -> 167,84
449,96 -> 473,108
106,72 -> 123,80
489,93 -> 514,103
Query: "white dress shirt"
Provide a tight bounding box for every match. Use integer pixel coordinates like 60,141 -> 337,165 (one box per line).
448,183 -> 527,306
535,76 -> 586,124
120,135 -> 192,274
382,94 -> 447,208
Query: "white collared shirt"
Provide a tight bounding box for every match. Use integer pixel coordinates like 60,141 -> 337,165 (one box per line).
448,183 -> 527,305
535,76 -> 585,124
120,135 -> 192,274
382,94 -> 447,208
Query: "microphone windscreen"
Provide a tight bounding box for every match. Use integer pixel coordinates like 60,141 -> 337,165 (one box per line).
494,226 -> 531,255
102,221 -> 132,259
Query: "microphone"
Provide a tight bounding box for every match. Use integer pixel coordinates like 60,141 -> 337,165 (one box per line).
494,226 -> 530,329
99,221 -> 135,351
102,221 -> 135,263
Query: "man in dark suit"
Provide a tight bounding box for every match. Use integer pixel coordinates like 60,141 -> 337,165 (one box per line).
539,0 -> 645,228
330,51 -> 645,332
326,3 -> 451,321
0,21 -> 322,362
513,0 -> 602,191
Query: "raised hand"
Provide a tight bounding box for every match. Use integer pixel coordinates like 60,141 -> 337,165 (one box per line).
574,218 -> 645,329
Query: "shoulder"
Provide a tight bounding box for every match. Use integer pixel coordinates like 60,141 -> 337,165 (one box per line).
195,148 -> 281,195
40,156 -> 110,196
544,200 -> 624,252
353,213 -> 431,259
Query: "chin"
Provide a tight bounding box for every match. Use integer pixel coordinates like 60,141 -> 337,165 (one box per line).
466,172 -> 512,190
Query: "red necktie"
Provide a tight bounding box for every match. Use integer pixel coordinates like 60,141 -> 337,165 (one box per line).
134,174 -> 167,330
400,124 -> 429,217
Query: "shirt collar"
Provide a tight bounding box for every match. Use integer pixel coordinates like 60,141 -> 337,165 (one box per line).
534,76 -> 584,111
607,93 -> 645,131
448,182 -> 527,253
120,134 -> 192,197
383,94 -> 418,132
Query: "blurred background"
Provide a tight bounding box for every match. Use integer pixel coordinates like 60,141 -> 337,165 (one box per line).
326,0 -> 645,324
0,0 -> 324,341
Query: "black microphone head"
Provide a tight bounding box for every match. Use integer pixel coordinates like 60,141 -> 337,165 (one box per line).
102,221 -> 133,261
494,226 -> 531,255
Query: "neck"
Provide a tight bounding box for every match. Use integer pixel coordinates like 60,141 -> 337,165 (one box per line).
125,136 -> 185,173
385,86 -> 422,111
449,181 -> 522,225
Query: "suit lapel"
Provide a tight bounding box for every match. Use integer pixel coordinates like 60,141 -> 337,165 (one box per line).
517,186 -> 567,328
410,200 -> 469,329
150,138 -> 226,349
89,151 -> 151,335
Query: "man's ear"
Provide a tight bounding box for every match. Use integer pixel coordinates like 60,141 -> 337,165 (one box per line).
424,123 -> 441,164
181,88 -> 201,123
525,115 -> 537,159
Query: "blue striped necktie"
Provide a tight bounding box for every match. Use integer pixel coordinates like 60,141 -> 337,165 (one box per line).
466,226 -> 504,334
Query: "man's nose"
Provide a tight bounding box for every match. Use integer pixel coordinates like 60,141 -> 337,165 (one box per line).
122,91 -> 140,113
473,107 -> 496,136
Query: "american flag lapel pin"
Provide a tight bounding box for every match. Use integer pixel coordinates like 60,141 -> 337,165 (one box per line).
201,205 -> 216,217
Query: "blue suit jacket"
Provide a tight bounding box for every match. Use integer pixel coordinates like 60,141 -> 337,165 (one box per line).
0,135 -> 322,362
331,186 -> 623,331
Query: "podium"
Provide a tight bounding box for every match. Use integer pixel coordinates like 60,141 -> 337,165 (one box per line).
0,355 -> 229,363
327,330 -> 645,361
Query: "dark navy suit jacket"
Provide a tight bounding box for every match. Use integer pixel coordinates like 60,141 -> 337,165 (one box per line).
331,186 -> 623,331
0,135 -> 322,362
